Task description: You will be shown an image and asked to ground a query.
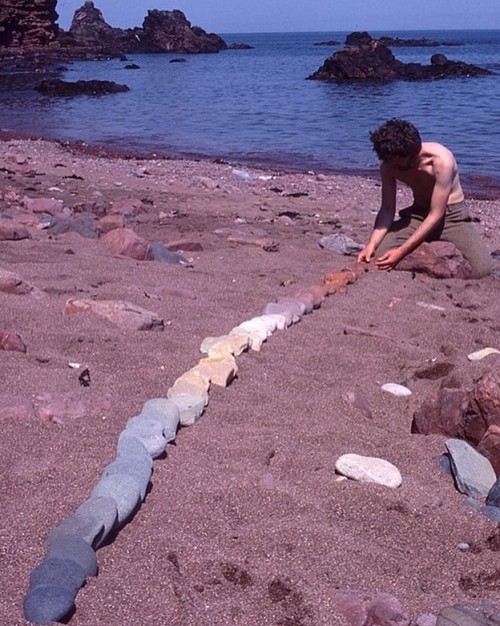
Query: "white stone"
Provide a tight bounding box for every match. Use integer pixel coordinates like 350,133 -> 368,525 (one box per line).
335,453 -> 402,488
381,383 -> 412,397
467,347 -> 500,362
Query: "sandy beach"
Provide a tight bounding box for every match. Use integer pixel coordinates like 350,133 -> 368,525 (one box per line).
1,135 -> 499,625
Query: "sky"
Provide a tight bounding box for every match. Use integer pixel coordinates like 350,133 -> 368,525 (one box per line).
56,0 -> 500,33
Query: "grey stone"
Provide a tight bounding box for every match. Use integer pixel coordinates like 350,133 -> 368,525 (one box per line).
318,233 -> 363,255
146,241 -> 188,265
116,432 -> 152,464
91,473 -> 142,526
445,439 -> 497,497
102,455 -> 152,500
29,557 -> 86,593
479,505 -> 500,521
437,604 -> 500,626
168,393 -> 206,426
24,585 -> 75,625
276,297 -> 307,317
262,302 -> 298,324
120,423 -> 167,458
140,398 -> 180,442
486,477 -> 500,508
46,534 -> 98,578
46,496 -> 118,549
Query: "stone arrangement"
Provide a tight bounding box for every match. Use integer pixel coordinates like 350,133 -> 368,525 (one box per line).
22,259 -> 500,624
22,263 -> 364,624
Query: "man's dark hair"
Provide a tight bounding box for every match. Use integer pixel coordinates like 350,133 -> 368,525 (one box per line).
369,118 -> 422,162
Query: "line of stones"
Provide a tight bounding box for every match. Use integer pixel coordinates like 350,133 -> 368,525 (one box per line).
23,264 -> 364,625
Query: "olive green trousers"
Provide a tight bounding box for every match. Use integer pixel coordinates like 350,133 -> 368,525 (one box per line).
376,201 -> 492,278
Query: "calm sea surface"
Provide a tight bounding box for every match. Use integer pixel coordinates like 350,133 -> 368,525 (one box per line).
1,30 -> 499,182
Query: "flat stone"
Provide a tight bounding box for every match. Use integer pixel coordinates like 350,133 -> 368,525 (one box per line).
64,298 -> 164,331
167,379 -> 209,404
335,453 -> 402,488
140,398 -> 180,442
91,472 -> 142,525
46,496 -> 118,549
101,227 -> 149,260
29,557 -> 86,593
319,233 -> 363,255
467,347 -> 500,362
116,433 -> 152,464
169,393 -> 206,426
260,313 -> 290,330
119,425 -> 167,459
236,318 -> 271,339
46,534 -> 98,577
276,297 -> 307,317
381,383 -> 412,397
200,334 -> 250,356
24,584 -> 75,625
229,327 -> 265,351
445,438 -> 496,497
102,456 -> 152,500
197,354 -> 238,387
262,303 -> 297,325
437,604 -> 500,626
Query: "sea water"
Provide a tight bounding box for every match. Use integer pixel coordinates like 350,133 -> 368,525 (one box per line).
0,30 -> 499,182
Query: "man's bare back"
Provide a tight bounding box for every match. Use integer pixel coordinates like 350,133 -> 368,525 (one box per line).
389,141 -> 464,207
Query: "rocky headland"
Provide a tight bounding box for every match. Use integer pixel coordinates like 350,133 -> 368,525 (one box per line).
0,0 -> 227,70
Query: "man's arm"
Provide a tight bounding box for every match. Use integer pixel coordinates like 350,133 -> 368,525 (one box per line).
357,163 -> 397,263
376,156 -> 452,269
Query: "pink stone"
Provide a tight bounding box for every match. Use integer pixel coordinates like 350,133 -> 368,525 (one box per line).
166,239 -> 203,252
21,196 -> 63,215
0,268 -> 32,294
477,425 -> 500,475
0,221 -> 30,241
64,298 -> 164,331
109,199 -> 145,217
97,214 -> 126,234
101,227 -> 149,260
0,331 -> 27,353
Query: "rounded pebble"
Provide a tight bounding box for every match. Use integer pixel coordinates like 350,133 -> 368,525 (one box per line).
47,534 -> 98,577
91,472 -> 142,526
29,557 -> 86,593
24,585 -> 76,625
335,453 -> 402,488
381,383 -> 412,397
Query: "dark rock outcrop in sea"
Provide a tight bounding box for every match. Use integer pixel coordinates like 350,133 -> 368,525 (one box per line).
36,78 -> 129,97
0,1 -> 227,70
345,31 -> 462,47
308,33 -> 493,82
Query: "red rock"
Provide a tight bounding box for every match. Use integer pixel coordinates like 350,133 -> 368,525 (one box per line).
97,214 -> 126,233
0,268 -> 32,294
323,269 -> 357,293
0,221 -> 30,241
109,199 -> 145,217
477,425 -> 500,475
471,364 -> 500,428
101,228 -> 149,260
64,298 -> 164,331
396,241 -> 475,279
0,331 -> 27,353
21,196 -> 64,215
294,284 -> 326,309
0,395 -> 35,421
411,387 -> 471,438
329,588 -> 410,626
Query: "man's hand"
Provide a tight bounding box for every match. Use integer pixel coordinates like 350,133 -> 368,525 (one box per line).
375,247 -> 406,270
357,245 -> 376,264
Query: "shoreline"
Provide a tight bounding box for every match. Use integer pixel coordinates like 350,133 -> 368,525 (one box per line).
1,127 -> 499,201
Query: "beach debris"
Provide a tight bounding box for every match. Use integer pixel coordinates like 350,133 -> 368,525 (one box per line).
232,168 -> 256,182
467,347 -> 500,361
335,453 -> 402,488
101,228 -> 149,260
416,301 -> 446,311
381,383 -> 412,397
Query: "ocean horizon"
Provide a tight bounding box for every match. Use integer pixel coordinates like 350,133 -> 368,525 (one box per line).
1,29 -> 499,188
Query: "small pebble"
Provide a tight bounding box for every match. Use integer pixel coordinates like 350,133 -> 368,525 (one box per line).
381,383 -> 412,397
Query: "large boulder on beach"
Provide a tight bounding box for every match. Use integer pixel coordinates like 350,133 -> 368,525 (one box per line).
308,33 -> 492,82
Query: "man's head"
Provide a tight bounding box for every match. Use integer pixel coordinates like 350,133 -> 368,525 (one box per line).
370,119 -> 422,170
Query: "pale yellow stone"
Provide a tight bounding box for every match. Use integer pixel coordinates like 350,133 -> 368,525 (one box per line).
175,368 -> 211,391
200,334 -> 250,356
229,327 -> 265,351
197,354 -> 238,387
167,380 -> 209,404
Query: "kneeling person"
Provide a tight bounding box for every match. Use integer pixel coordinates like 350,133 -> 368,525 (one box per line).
357,118 -> 492,278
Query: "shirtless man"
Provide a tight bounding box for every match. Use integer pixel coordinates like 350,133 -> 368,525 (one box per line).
357,118 -> 492,277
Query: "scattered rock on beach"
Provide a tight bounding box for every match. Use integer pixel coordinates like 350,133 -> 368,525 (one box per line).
445,439 -> 496,497
36,79 -> 130,97
0,331 -> 27,352
64,298 -> 165,331
101,227 -> 149,260
335,453 -> 402,488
